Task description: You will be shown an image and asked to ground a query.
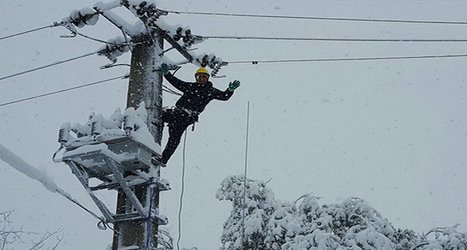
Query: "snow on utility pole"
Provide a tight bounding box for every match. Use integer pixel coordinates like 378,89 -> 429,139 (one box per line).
112,33 -> 164,249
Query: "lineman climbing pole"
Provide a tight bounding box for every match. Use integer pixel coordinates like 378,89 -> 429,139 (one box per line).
51,1 -> 229,249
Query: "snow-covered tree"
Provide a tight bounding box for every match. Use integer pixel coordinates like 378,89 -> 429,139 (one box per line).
217,176 -> 467,250
216,175 -> 279,249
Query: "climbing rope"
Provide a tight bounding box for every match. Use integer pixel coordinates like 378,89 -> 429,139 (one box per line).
177,130 -> 188,250
241,102 -> 251,244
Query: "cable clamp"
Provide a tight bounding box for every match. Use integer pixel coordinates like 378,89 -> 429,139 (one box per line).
58,21 -> 78,38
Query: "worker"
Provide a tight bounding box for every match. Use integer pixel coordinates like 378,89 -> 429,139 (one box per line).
157,63 -> 240,165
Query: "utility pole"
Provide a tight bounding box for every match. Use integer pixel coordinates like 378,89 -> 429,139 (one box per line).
112,34 -> 164,249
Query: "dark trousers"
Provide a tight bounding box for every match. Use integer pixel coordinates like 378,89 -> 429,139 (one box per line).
161,108 -> 197,164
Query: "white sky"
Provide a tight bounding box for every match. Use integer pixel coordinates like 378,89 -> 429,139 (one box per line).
1,0 -> 467,249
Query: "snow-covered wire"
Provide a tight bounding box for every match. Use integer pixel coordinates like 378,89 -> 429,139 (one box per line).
0,75 -> 128,107
0,51 -> 97,82
166,10 -> 467,25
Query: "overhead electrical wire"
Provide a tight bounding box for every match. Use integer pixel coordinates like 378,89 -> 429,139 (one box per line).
2,9 -> 467,44
0,23 -> 61,41
227,53 -> 467,65
0,51 -> 98,82
166,10 -> 467,25
0,22 -> 133,46
203,35 -> 467,43
0,75 -> 128,107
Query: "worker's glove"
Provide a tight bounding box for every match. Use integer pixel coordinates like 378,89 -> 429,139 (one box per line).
228,80 -> 240,91
160,63 -> 169,75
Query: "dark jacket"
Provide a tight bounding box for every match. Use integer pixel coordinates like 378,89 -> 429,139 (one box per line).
164,73 -> 234,113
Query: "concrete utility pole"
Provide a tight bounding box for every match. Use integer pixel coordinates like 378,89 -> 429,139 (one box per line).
112,34 -> 164,249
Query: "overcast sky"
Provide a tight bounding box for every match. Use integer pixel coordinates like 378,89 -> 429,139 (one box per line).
1,0 -> 467,249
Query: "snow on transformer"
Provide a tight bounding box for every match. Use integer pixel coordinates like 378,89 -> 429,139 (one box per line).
52,103 -> 168,225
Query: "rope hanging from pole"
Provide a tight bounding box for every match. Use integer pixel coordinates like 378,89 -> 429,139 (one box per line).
177,130 -> 189,250
241,101 -> 251,245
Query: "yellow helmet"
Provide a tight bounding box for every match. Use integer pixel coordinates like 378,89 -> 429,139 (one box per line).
195,67 -> 210,76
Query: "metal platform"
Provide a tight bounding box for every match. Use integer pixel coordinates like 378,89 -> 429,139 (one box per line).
61,136 -> 169,224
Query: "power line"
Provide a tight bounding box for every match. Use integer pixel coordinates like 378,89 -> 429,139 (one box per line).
0,23 -> 59,41
227,53 -> 467,64
203,35 -> 467,43
0,75 -> 128,107
0,51 -> 98,82
166,10 -> 467,25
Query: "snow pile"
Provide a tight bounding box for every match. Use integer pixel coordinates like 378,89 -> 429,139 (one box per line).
63,7 -> 99,28
59,102 -> 160,154
217,175 -> 467,250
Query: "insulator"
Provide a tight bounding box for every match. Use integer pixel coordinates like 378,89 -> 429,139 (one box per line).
208,56 -> 217,68
182,36 -> 189,43
176,27 -> 183,35
210,61 -> 228,77
201,55 -> 209,67
58,128 -> 69,144
116,44 -> 126,52
147,4 -> 157,16
185,39 -> 194,47
82,13 -> 94,25
173,27 -> 183,41
148,8 -> 156,16
91,120 -> 103,136
136,2 -> 145,16
185,29 -> 191,36
123,115 -> 134,133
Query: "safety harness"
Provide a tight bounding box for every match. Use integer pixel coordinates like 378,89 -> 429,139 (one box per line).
163,106 -> 200,131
